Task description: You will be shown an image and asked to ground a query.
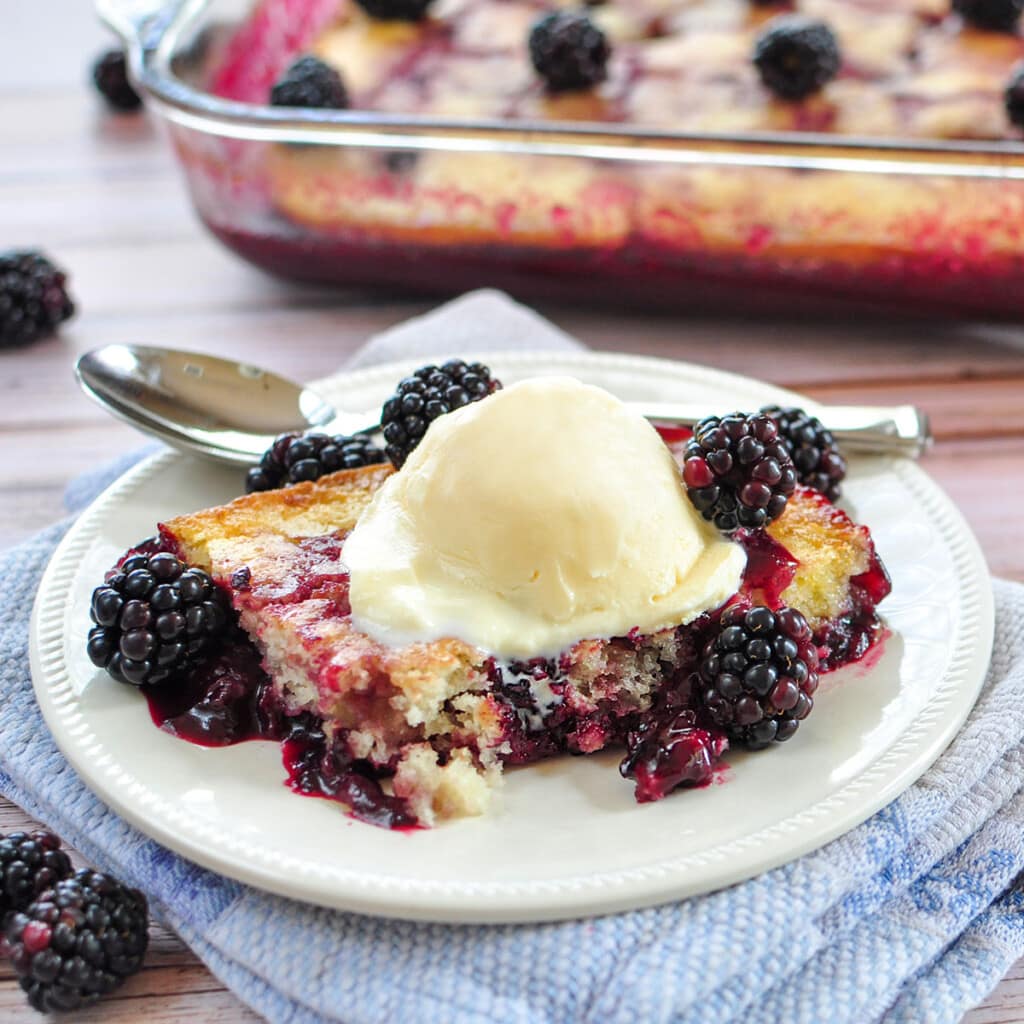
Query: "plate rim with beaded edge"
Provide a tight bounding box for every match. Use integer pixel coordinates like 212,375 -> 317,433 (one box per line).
30,350 -> 994,924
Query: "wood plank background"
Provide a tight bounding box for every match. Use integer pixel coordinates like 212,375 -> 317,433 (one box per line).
2,3 -> 1023,1021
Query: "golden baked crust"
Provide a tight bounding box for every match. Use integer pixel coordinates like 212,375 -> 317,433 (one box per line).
164,462 -> 393,563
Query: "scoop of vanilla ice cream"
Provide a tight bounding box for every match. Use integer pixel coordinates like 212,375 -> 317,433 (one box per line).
344,376 -> 745,659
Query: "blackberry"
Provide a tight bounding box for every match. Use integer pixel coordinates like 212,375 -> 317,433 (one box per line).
698,605 -> 819,750
620,708 -> 727,802
91,49 -> 142,111
87,551 -> 230,687
246,432 -> 386,493
528,11 -> 611,93
270,56 -> 348,109
753,16 -> 841,100
353,0 -> 435,20
682,412 -> 797,533
380,359 -> 502,467
4,870 -> 148,1015
954,0 -> 1023,31
0,251 -> 75,349
761,404 -> 847,502
0,832 -> 73,922
1007,62 -> 1024,127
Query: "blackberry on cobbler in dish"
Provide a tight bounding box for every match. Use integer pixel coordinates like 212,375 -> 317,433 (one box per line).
529,11 -> 611,93
954,0 -> 1023,31
246,432 -> 386,493
380,359 -> 502,467
753,16 -> 841,100
1006,62 -> 1024,127
761,405 -> 847,502
683,412 -> 797,534
699,605 -> 819,750
270,56 -> 349,109
4,870 -> 148,1014
354,0 -> 435,20
87,551 -> 230,687
0,251 -> 75,349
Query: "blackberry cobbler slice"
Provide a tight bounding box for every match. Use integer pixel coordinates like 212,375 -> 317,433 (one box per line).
87,371 -> 887,830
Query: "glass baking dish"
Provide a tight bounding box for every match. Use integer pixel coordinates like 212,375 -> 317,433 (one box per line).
102,0 -> 1024,317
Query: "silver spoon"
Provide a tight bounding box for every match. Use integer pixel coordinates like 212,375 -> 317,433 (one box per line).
75,344 -> 932,467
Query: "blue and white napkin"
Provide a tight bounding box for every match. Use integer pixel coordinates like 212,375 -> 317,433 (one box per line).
1,290 -> 1022,1024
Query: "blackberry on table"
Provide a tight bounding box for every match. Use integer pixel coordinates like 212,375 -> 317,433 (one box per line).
353,0 -> 435,20
954,0 -> 1023,31
528,11 -> 611,93
682,412 -> 798,533
380,359 -> 501,467
761,404 -> 847,502
0,832 -> 72,922
87,551 -> 230,687
246,432 -> 386,493
4,870 -> 148,1015
698,605 -> 820,750
753,16 -> 841,100
270,56 -> 349,109
0,251 -> 75,349
91,49 -> 142,111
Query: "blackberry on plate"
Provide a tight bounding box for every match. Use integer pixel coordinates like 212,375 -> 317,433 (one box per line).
1007,62 -> 1024,127
682,411 -> 798,533
380,358 -> 501,467
91,49 -> 142,111
4,869 -> 148,1015
0,832 -> 72,921
699,605 -> 819,750
753,16 -> 841,100
529,11 -> 611,93
954,0 -> 1023,31
270,56 -> 349,109
761,404 -> 847,501
620,708 -> 727,802
353,0 -> 435,20
246,432 -> 386,493
87,551 -> 230,687
0,251 -> 75,349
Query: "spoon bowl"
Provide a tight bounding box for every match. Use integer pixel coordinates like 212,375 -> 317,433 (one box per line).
76,345 -> 378,466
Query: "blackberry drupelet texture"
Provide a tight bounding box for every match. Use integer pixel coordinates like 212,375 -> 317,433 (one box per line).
683,412 -> 798,533
954,0 -> 1023,31
761,405 -> 847,502
528,11 -> 611,93
246,432 -> 386,492
87,551 -> 230,687
753,16 -> 841,100
0,251 -> 75,349
4,870 -> 148,1014
380,359 -> 502,467
698,605 -> 820,750
91,49 -> 142,111
0,832 -> 73,921
270,56 -> 349,108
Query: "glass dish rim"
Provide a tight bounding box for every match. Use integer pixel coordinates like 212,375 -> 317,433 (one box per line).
101,0 -> 1024,176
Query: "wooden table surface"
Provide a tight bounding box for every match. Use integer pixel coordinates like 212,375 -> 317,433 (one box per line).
4,4 -> 1024,1021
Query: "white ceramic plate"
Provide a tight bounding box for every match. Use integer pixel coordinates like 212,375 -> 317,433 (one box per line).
31,352 -> 993,923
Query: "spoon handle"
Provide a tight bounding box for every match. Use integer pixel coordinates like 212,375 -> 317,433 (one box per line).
629,403 -> 932,459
